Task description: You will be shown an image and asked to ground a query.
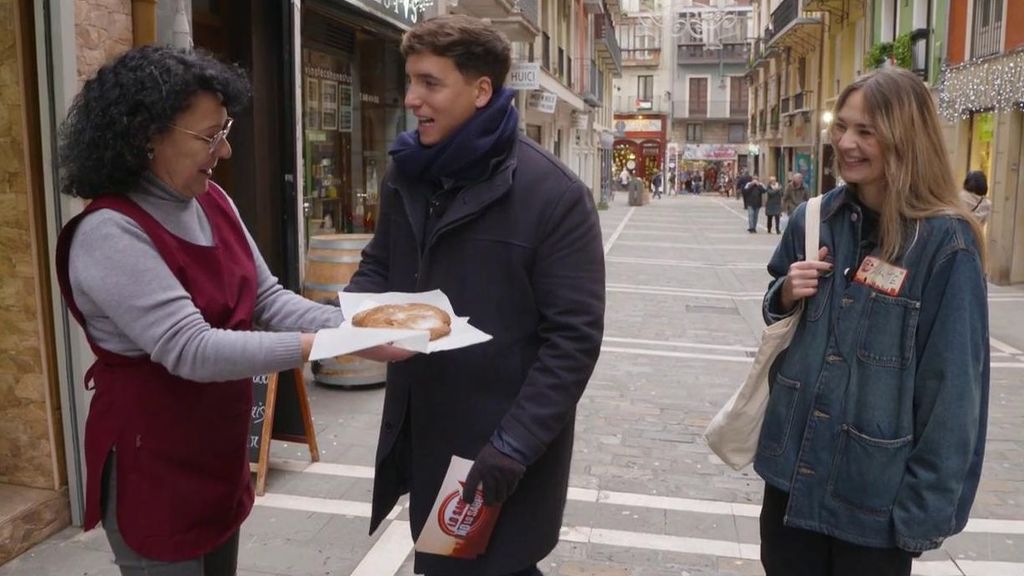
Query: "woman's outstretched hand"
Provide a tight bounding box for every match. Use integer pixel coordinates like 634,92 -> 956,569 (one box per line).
780,247 -> 832,312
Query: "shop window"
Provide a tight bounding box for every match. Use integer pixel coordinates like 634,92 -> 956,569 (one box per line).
969,111 -> 994,180
301,16 -> 406,246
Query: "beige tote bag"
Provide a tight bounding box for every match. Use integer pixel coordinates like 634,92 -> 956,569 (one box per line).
703,195 -> 822,470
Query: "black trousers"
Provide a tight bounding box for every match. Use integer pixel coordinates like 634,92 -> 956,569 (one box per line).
766,213 -> 781,232
760,485 -> 913,576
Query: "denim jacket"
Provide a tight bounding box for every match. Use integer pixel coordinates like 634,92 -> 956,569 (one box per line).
755,186 -> 990,552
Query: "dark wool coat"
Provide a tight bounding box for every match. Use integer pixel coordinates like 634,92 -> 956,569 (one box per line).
347,135 -> 606,576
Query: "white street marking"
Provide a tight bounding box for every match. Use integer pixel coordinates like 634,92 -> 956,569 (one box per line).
607,282 -> 763,297
614,240 -> 776,250
600,345 -> 753,363
607,256 -> 764,269
990,337 -> 1023,355
255,493 -> 371,517
604,207 -> 636,256
347,520 -> 413,576
603,336 -> 757,353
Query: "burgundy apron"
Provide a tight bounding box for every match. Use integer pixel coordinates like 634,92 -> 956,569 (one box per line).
55,182 -> 257,561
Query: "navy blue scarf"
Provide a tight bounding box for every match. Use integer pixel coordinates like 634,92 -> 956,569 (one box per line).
389,88 -> 519,185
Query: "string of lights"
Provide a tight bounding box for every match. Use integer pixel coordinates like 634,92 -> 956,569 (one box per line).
938,50 -> 1024,121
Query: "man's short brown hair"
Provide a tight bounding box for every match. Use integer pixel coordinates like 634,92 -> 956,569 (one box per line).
401,15 -> 512,91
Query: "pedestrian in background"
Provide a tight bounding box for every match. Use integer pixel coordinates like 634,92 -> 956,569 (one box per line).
783,172 -> 810,216
742,176 -> 765,232
735,169 -> 752,201
960,170 -> 992,225
764,177 -> 783,234
346,15 -> 605,576
757,66 -> 989,576
652,171 -> 663,199
55,46 -> 364,575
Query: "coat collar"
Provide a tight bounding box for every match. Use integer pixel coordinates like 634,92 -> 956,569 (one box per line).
821,185 -> 861,222
386,142 -> 519,251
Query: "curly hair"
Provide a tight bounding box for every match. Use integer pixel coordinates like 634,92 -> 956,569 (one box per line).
59,45 -> 251,198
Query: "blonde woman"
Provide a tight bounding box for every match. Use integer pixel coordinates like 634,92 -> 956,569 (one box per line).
756,67 -> 989,575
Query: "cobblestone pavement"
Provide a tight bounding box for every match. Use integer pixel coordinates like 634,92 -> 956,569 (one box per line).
4,193 -> 1023,576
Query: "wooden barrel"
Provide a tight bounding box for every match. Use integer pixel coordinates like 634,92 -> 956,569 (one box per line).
303,234 -> 386,387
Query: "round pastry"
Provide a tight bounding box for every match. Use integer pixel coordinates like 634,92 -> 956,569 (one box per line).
351,303 -> 452,341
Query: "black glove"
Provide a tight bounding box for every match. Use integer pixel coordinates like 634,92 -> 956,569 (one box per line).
461,443 -> 526,506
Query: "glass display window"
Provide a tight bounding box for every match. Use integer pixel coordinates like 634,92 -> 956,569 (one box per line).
301,12 -> 406,251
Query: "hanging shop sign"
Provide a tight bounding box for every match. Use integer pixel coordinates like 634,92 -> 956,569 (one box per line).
682,144 -> 739,160
528,91 -> 558,114
507,62 -> 541,90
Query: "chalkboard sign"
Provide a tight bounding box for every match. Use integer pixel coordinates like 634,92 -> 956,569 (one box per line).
249,368 -> 319,495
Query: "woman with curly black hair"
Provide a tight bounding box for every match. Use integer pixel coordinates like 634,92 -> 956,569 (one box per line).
53,46 -> 400,575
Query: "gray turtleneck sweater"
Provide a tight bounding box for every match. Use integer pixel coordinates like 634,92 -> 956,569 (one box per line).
68,174 -> 344,382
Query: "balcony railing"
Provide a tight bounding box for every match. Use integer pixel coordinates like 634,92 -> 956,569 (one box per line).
672,99 -> 750,120
594,13 -> 623,74
581,59 -> 604,106
614,94 -> 672,114
771,0 -> 799,38
677,42 -> 751,64
622,48 -> 661,65
971,15 -> 1002,59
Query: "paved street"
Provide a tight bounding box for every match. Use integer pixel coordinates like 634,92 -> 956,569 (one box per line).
3,192 -> 1023,576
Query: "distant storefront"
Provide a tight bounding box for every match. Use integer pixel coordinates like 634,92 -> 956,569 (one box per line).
299,0 -> 415,250
613,114 -> 666,182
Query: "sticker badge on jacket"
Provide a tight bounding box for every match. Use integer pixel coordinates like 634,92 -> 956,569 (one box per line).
853,255 -> 908,296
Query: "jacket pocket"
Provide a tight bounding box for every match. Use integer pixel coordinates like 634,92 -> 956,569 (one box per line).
828,425 -> 913,516
856,292 -> 921,369
757,373 -> 801,457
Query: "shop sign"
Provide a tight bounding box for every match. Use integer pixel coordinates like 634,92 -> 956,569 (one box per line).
615,117 -> 663,135
682,144 -> 738,160
356,0 -> 430,28
573,112 -> 589,129
528,91 -> 557,114
507,62 -> 540,90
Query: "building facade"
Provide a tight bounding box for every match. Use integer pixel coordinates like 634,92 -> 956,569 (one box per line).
0,0 -> 134,564
748,0 -> 825,190
941,0 -> 1024,284
613,0 -> 753,191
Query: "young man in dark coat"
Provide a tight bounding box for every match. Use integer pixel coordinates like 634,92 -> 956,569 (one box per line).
346,15 -> 606,576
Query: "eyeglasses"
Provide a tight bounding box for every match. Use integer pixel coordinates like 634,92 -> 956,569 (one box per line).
168,118 -> 234,154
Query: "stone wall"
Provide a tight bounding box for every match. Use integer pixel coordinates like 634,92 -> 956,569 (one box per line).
76,0 -> 132,84
0,0 -> 54,489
